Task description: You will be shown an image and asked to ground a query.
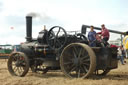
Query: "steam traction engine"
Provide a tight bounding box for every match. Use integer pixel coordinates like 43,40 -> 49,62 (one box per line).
7,16 -> 118,78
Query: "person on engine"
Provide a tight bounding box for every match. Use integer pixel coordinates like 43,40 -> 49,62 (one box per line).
88,26 -> 96,47
97,24 -> 110,46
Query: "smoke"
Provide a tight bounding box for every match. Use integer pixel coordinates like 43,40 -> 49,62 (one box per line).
26,12 -> 62,25
27,12 -> 52,20
27,12 -> 41,18
27,12 -> 55,23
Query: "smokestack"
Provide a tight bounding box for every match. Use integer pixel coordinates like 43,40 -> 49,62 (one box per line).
26,16 -> 32,42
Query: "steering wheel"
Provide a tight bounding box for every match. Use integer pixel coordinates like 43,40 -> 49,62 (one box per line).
46,26 -> 67,50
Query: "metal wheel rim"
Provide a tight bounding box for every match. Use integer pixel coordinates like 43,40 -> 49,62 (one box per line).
7,52 -> 29,77
60,43 -> 96,78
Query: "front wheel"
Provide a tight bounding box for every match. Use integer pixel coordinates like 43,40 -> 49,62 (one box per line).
7,52 -> 29,77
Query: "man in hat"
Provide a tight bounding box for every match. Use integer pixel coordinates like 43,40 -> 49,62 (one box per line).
97,24 -> 110,46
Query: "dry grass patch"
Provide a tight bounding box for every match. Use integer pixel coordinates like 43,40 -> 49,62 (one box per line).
0,59 -> 128,85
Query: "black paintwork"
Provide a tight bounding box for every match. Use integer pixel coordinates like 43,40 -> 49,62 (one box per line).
19,16 -> 118,71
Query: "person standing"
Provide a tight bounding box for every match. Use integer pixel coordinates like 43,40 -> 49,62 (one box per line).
123,31 -> 128,58
88,26 -> 96,47
117,45 -> 125,65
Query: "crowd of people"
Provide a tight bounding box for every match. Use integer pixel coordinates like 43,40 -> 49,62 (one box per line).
87,24 -> 128,65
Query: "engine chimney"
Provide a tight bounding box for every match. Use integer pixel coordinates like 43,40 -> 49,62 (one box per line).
26,16 -> 32,42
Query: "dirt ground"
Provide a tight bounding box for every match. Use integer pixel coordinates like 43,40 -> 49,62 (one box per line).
0,59 -> 128,85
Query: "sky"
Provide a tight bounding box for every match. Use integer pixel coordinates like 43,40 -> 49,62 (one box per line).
0,0 -> 128,45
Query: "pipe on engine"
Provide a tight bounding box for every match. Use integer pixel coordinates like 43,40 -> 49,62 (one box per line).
82,25 -> 126,35
26,16 -> 32,42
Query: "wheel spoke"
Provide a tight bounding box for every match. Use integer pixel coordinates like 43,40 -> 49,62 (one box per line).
73,49 -> 77,58
14,67 -> 18,72
68,64 -> 76,74
78,48 -> 83,59
19,67 -> 23,72
82,65 -> 88,73
73,46 -> 78,54
77,69 -> 81,78
56,27 -> 60,37
49,31 -> 55,39
57,40 -> 61,46
13,66 -> 17,71
68,67 -> 76,74
80,65 -> 84,74
17,67 -> 22,75
82,58 -> 90,62
82,62 -> 90,66
81,55 -> 89,61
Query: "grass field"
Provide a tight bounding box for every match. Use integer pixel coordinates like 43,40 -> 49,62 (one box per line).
0,59 -> 128,85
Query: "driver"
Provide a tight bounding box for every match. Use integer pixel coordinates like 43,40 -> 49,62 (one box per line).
97,24 -> 110,46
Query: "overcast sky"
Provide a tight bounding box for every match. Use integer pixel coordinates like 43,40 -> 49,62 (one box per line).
0,0 -> 128,45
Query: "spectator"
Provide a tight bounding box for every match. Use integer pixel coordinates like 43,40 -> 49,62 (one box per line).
88,26 -> 96,47
97,24 -> 110,46
123,31 -> 128,58
117,46 -> 125,65
121,45 -> 125,58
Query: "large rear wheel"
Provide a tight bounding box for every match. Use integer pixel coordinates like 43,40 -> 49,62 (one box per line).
60,43 -> 96,78
7,52 -> 29,77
